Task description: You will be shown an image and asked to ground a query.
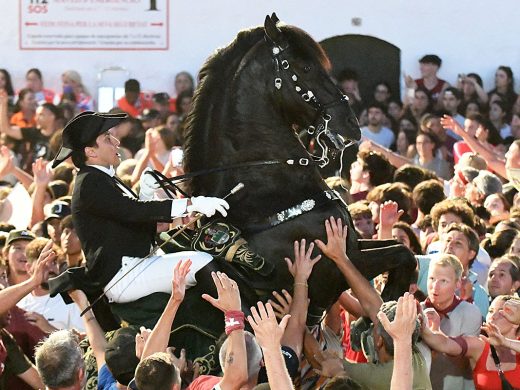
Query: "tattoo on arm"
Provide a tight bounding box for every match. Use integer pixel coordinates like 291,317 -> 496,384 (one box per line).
226,352 -> 234,365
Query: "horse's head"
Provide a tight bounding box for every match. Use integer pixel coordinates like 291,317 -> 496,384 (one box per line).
263,13 -> 361,151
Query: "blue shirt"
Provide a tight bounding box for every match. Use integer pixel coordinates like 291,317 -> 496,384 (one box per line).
98,364 -> 118,390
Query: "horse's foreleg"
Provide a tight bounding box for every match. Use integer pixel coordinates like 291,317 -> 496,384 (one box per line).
349,243 -> 417,302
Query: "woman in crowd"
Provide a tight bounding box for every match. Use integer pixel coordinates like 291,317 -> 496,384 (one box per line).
404,86 -> 432,125
60,70 -> 94,112
25,68 -> 56,105
465,100 -> 483,118
372,81 -> 392,106
422,295 -> 520,389
459,73 -> 488,106
488,66 -> 517,113
489,101 -> 512,139
10,88 -> 37,128
0,69 -> 15,104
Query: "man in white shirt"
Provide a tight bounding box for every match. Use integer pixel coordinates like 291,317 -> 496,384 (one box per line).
360,102 -> 395,148
17,238 -> 85,332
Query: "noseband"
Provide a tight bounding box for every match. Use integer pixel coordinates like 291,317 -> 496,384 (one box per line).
266,35 -> 356,169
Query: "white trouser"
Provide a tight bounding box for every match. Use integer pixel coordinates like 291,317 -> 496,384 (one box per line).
104,251 -> 213,304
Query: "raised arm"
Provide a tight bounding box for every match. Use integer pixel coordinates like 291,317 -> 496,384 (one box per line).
68,289 -> 107,370
315,217 -> 383,323
202,272 -> 247,390
280,239 -> 321,357
30,158 -> 53,228
481,322 -> 520,354
141,259 -> 191,360
0,91 -> 22,140
248,302 -> 293,390
0,241 -> 55,315
440,115 -> 506,178
377,292 -> 417,390
378,201 -> 404,240
360,139 -> 411,169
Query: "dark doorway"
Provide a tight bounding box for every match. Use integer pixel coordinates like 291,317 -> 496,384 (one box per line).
320,34 -> 401,105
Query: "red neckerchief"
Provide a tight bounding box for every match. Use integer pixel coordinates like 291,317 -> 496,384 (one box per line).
424,295 -> 462,319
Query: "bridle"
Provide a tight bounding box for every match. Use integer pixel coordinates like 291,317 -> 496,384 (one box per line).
152,32 -> 358,195
266,34 -> 356,169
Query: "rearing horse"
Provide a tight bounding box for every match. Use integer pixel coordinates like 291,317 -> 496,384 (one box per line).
168,14 -> 416,371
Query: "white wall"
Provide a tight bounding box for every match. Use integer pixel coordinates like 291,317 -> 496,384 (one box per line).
2,0 -> 519,104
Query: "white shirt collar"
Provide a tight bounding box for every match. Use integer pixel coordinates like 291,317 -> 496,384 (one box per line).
88,164 -> 115,177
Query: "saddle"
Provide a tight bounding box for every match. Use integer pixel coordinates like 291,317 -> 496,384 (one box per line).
160,220 -> 274,277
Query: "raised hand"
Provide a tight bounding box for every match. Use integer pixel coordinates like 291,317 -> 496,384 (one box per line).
481,322 -> 506,347
32,158 -> 53,186
29,240 -> 56,287
0,146 -> 14,178
167,346 -> 187,373
422,307 -> 441,332
440,115 -> 465,137
247,302 -> 290,351
171,259 -> 191,303
268,289 -> 292,320
285,239 -> 321,282
377,292 -> 417,342
315,217 -> 348,263
201,272 -> 241,312
135,326 -> 152,359
501,299 -> 520,325
379,201 -> 404,228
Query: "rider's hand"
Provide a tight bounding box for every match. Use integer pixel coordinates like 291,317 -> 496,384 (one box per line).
187,196 -> 229,218
139,167 -> 160,201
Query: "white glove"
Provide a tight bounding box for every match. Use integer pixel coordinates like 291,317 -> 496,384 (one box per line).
139,168 -> 160,201
187,196 -> 230,217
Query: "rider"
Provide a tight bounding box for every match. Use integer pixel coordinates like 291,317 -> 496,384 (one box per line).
48,111 -> 229,306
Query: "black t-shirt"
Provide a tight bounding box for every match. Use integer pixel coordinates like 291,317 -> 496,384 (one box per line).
16,127 -> 52,172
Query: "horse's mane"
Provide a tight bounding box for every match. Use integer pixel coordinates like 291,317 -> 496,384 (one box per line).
183,23 -> 330,193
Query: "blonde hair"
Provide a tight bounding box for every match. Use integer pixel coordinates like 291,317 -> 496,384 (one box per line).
431,254 -> 463,280
62,70 -> 90,96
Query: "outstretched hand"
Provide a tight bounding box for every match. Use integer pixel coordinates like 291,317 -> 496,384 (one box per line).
32,158 -> 53,186
268,289 -> 292,320
201,272 -> 241,312
29,240 -> 56,287
481,322 -> 507,347
247,301 -> 290,351
377,292 -> 417,342
379,201 -> 404,228
171,259 -> 191,303
440,115 -> 465,137
315,217 -> 348,263
0,146 -> 14,178
285,239 -> 321,282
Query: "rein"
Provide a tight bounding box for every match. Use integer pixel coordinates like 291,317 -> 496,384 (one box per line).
149,157 -> 317,196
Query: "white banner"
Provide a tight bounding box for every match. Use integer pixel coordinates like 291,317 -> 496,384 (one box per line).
19,0 -> 169,50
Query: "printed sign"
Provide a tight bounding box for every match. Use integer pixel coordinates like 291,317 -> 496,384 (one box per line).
19,0 -> 169,50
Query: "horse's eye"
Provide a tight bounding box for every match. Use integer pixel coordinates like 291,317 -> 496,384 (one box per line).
303,65 -> 312,73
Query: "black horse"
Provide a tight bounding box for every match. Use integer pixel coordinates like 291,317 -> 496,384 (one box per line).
150,14 -> 416,372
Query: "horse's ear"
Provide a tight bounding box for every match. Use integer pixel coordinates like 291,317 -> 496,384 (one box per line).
271,12 -> 280,24
264,13 -> 284,46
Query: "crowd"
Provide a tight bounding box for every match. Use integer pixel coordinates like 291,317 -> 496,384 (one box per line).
0,52 -> 518,390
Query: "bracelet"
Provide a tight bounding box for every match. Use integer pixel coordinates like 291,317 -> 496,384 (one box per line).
224,310 -> 245,335
294,282 -> 308,288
